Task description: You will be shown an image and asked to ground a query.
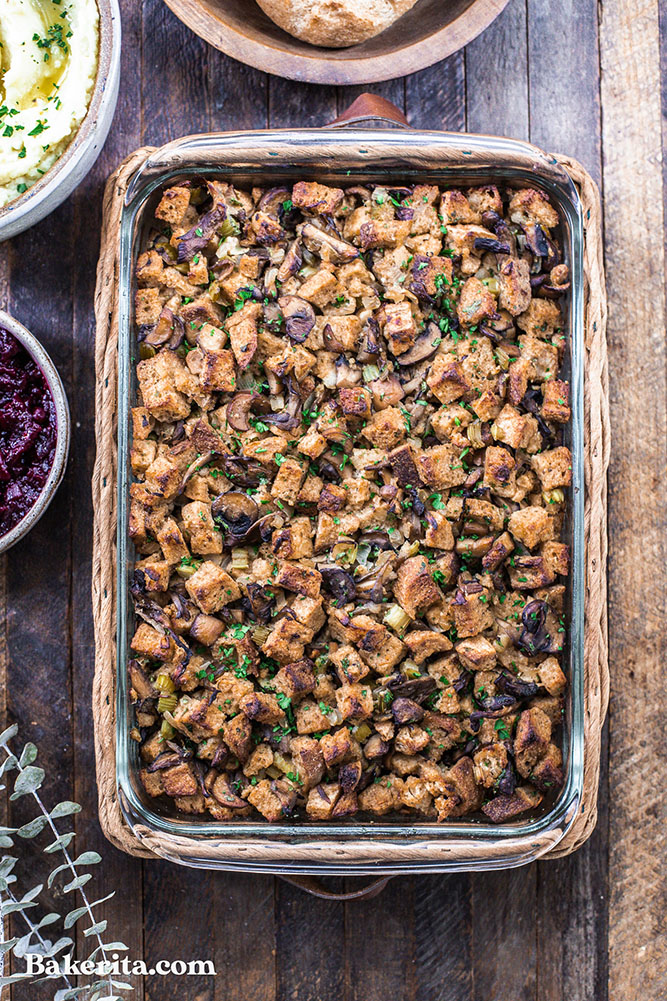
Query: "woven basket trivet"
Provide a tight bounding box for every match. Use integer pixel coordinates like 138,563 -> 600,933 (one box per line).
92,148 -> 609,874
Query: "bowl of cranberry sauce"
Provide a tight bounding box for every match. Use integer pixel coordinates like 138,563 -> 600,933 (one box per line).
0,313 -> 70,553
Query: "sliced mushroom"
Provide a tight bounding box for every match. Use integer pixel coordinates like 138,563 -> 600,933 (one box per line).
278,295 -> 315,343
320,566 -> 357,607
301,222 -> 359,263
276,240 -> 303,282
211,492 -> 259,541
394,322 -> 441,366
226,392 -> 257,432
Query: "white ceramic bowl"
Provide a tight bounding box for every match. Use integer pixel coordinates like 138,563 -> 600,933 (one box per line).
0,310 -> 70,554
0,0 -> 121,242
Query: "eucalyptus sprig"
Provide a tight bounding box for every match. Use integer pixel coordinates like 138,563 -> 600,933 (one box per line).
0,724 -> 131,1001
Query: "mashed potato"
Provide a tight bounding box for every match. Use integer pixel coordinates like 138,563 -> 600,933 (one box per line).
0,0 -> 99,207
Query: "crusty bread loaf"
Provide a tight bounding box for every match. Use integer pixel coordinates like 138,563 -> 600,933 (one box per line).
255,0 -> 420,48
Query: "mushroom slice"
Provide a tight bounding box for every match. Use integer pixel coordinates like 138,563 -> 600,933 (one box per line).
278,295 -> 315,343
276,240 -> 303,282
301,222 -> 359,264
226,392 -> 257,432
394,322 -> 441,366
211,492 -> 259,541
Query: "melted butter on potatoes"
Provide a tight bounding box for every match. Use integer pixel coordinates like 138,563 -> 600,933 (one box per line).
0,0 -> 98,206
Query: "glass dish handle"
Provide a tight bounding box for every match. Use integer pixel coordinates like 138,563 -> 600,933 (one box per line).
280,874 -> 391,900
332,93 -> 411,130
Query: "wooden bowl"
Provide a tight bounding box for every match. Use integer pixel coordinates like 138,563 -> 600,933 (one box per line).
161,0 -> 511,85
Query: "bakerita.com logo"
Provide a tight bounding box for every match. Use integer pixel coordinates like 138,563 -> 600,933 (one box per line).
24,953 -> 216,977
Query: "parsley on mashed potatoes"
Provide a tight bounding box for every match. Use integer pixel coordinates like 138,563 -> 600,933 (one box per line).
0,0 -> 99,207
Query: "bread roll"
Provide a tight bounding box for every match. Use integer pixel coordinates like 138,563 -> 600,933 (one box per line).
255,0 -> 420,48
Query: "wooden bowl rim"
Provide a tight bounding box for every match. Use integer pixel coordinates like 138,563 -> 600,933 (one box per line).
162,0 -> 512,85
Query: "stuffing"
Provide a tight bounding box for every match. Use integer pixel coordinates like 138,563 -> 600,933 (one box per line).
133,178 -> 569,826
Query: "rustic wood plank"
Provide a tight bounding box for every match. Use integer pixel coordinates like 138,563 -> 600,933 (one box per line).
212,874 -> 276,1001
275,878 -> 344,1001
345,876 -> 416,1001
414,874 -> 473,1001
405,53 -> 465,132
599,1 -> 667,999
208,52 -> 268,132
143,859 -> 216,1000
527,0 -> 602,184
465,0 -> 529,139
268,80 -> 337,128
471,867 -> 537,1001
143,0 -> 210,143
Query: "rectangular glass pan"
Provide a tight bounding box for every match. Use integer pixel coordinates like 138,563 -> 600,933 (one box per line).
115,124 -> 585,874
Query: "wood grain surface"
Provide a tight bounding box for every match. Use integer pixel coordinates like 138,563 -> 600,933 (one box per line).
159,0 -> 512,86
0,0 -> 664,998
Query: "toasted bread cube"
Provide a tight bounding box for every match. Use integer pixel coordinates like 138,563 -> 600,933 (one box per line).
130,439 -> 157,476
541,540 -> 569,576
292,180 -> 344,215
457,276 -> 496,327
335,684 -> 373,723
317,482 -> 347,513
339,386 -> 372,419
330,644 -> 369,685
362,407 -> 407,450
514,707 -> 552,778
289,595 -> 326,633
242,435 -> 288,467
239,691 -> 286,725
508,555 -> 556,590
275,561 -> 321,598
157,517 -> 190,564
271,517 -> 314,560
130,623 -> 172,661
508,506 -> 554,550
137,351 -> 190,421
185,561 -> 240,613
306,783 -> 342,819
299,269 -> 338,308
297,426 -> 327,459
473,743 -> 509,789
296,699 -> 333,735
426,354 -> 469,404
155,184 -> 191,225
393,556 -> 441,619
452,588 -> 493,639
531,447 -> 572,490
271,456 -> 306,506
541,379 -> 570,422
491,404 -> 538,450
134,557 -> 170,593
272,658 -> 317,701
456,635 -> 496,671
131,406 -> 154,441
417,444 -> 468,490
262,617 -> 312,664
135,287 -> 163,326
181,501 -> 222,555
199,348 -> 236,392
358,779 -> 401,815
424,510 -> 455,550
484,445 -> 516,489
384,301 -> 418,356
538,656 -> 567,697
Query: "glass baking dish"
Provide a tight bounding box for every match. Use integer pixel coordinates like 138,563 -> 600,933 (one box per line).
115,118 -> 585,874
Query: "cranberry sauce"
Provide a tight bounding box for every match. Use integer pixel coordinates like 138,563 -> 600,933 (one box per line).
0,327 -> 57,537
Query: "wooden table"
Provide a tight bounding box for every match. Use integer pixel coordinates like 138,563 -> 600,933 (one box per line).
1,0 -> 665,998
